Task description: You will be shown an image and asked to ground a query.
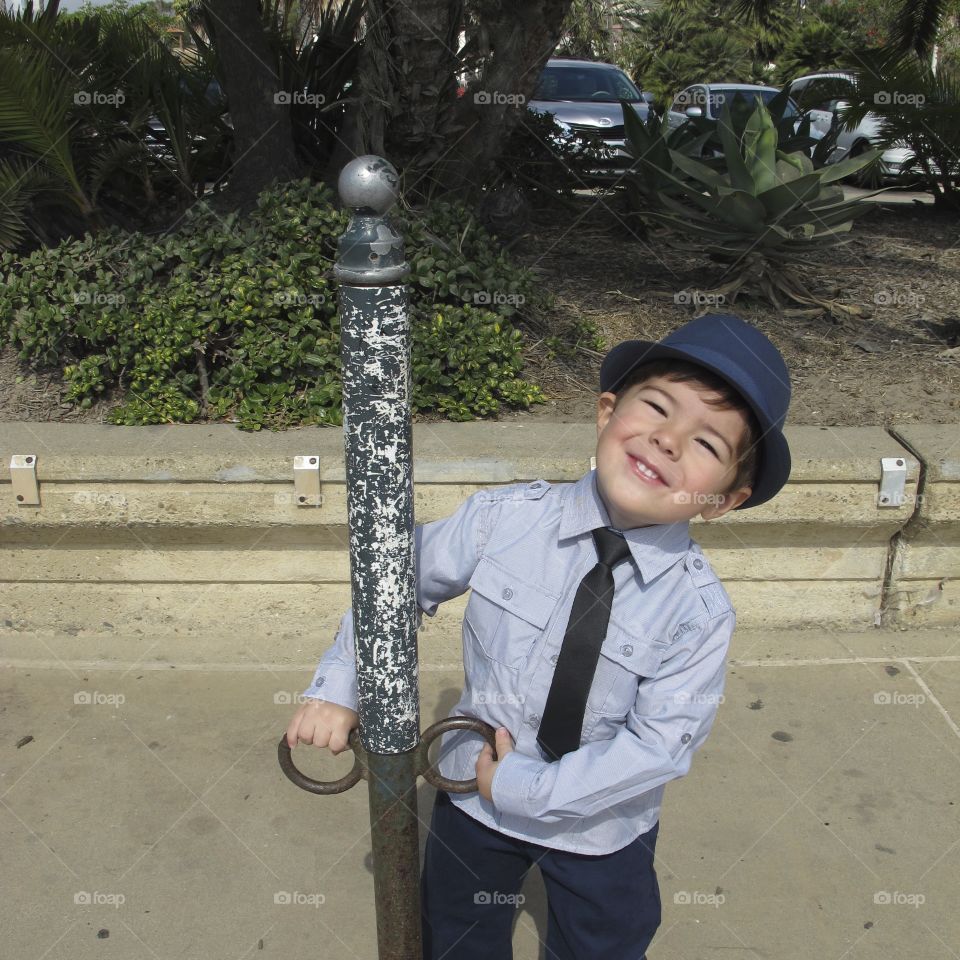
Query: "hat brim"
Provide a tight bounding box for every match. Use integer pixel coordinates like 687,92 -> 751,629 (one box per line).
600,340 -> 791,510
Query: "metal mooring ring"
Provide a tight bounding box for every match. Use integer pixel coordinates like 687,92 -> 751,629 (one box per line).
417,716 -> 497,794
277,728 -> 366,795
278,716 -> 497,796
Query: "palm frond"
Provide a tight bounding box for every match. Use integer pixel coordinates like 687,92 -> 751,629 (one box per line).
0,156 -> 55,249
0,45 -> 90,212
889,0 -> 949,59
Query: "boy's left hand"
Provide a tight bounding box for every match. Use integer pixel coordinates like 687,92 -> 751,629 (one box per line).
476,727 -> 515,802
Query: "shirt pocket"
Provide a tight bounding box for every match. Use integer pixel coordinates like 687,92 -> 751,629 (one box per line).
585,625 -> 669,718
464,556 -> 559,670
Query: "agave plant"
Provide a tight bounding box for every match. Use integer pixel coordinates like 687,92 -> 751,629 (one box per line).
632,97 -> 882,312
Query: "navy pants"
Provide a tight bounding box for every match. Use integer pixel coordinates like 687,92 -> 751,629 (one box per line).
421,790 -> 661,960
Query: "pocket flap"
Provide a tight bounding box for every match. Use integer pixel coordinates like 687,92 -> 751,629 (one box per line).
599,626 -> 669,678
468,556 -> 558,630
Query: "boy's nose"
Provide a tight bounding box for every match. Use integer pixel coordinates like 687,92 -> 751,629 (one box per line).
650,430 -> 677,457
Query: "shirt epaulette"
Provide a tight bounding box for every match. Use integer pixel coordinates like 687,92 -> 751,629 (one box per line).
683,548 -> 732,619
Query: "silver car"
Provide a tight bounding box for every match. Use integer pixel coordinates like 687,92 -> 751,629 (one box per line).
527,58 -> 653,179
785,72 -> 918,181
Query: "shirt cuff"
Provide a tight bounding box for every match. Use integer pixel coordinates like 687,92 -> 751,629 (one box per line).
490,750 -> 553,818
301,666 -> 358,712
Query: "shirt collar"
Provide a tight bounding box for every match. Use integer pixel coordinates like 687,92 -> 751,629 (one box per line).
559,470 -> 691,583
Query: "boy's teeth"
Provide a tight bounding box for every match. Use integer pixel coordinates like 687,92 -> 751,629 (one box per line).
635,459 -> 659,480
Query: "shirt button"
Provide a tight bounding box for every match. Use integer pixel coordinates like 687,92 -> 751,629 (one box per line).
619,644 -> 633,657
693,559 -> 704,570
527,714 -> 539,727
316,677 -> 326,686
502,587 -> 514,601
681,732 -> 692,744
550,653 -> 559,665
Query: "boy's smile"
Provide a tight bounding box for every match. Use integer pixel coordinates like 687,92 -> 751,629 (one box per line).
595,374 -> 753,529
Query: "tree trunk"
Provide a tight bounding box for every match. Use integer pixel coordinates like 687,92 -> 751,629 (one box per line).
325,0 -> 462,192
328,0 -> 574,202
438,0 -> 572,197
203,0 -> 303,209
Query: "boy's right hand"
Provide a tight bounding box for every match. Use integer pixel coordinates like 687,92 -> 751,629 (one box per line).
285,698 -> 359,755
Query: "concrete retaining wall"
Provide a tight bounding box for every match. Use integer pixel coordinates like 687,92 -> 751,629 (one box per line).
0,421 -> 956,667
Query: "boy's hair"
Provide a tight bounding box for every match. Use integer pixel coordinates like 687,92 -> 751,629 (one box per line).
614,358 -> 761,497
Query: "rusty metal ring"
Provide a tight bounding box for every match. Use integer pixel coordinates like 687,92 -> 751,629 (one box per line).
278,728 -> 366,795
416,716 -> 497,794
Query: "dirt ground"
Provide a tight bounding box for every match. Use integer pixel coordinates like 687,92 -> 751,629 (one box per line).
1,195 -> 958,429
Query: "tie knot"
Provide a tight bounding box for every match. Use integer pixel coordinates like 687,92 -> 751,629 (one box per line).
591,527 -> 633,569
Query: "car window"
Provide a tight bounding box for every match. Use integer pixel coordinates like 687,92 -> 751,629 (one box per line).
534,64 -> 642,102
790,77 -> 855,112
717,88 -> 799,119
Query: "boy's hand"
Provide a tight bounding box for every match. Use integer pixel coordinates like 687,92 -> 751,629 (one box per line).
285,698 -> 359,755
476,727 -> 515,802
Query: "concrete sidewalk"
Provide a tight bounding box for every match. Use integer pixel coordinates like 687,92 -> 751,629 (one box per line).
2,626 -> 959,960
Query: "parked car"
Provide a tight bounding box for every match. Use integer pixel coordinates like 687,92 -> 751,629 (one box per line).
527,58 -> 654,179
784,71 -> 920,182
665,82 -> 825,157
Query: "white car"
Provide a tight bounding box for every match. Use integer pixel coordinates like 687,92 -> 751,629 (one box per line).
785,72 -> 919,181
665,82 -> 825,157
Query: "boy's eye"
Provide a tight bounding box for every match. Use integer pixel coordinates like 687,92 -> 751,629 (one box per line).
698,439 -> 718,456
645,401 -> 665,414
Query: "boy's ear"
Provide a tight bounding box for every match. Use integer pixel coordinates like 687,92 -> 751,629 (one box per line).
699,485 -> 752,520
596,391 -> 618,434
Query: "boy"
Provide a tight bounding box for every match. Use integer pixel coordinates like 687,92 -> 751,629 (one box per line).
286,312 -> 792,959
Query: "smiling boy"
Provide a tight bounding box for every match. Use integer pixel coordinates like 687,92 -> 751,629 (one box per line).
287,312 -> 792,959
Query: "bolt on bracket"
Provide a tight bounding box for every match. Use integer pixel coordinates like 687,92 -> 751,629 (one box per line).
9,455 -> 40,506
293,455 -> 322,507
878,456 -> 907,508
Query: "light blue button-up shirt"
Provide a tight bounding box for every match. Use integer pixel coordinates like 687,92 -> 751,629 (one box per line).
303,469 -> 736,855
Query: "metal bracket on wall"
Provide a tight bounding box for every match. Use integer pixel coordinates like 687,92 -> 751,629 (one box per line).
10,455 -> 40,506
293,456 -> 323,507
878,456 -> 907,508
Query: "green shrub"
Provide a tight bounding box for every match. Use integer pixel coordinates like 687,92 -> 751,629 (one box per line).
0,179 -> 545,429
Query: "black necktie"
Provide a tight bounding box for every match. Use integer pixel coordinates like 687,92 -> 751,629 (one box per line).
536,527 -> 634,762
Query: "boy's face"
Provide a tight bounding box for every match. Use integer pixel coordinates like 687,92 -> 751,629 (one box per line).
595,374 -> 753,529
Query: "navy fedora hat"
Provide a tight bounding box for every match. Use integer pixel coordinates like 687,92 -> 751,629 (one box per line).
599,313 -> 792,510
